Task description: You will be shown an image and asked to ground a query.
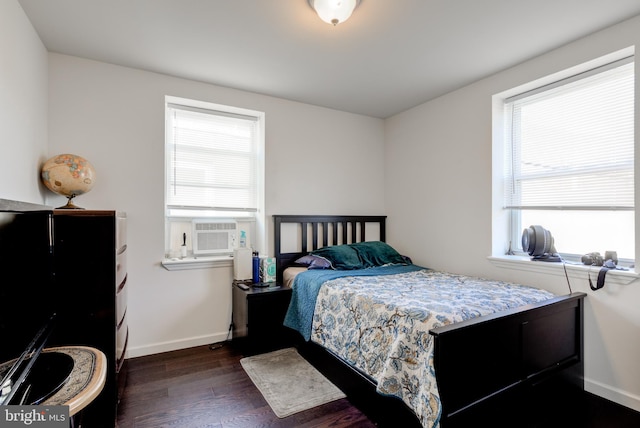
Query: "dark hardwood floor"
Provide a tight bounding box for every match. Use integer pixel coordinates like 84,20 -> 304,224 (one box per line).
116,343 -> 374,428
116,343 -> 640,428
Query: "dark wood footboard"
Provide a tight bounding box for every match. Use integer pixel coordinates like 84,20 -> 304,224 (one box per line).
431,292 -> 586,427
297,292 -> 586,428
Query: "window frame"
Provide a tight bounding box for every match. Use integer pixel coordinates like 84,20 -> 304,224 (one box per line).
162,96 -> 265,270
492,48 -> 636,268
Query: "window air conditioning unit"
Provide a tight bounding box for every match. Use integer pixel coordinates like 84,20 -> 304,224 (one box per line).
192,219 -> 237,255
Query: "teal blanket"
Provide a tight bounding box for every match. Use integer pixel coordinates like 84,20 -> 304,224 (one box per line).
283,264 -> 425,341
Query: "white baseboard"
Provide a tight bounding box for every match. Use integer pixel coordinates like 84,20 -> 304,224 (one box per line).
125,332 -> 230,359
585,377 -> 640,413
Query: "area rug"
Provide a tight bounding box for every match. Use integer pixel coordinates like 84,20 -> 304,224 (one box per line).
240,347 -> 346,418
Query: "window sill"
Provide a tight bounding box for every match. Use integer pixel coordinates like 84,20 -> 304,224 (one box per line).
161,255 -> 234,271
488,255 -> 639,287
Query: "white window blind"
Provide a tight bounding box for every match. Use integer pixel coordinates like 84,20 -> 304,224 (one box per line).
166,103 -> 259,213
504,58 -> 634,211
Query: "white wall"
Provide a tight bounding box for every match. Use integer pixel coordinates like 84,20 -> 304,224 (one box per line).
46,54 -> 385,357
0,0 -> 49,204
385,15 -> 640,411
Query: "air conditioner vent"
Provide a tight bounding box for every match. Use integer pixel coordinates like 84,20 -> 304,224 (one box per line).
194,222 -> 237,231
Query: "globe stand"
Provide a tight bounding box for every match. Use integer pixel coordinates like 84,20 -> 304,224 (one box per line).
57,195 -> 84,210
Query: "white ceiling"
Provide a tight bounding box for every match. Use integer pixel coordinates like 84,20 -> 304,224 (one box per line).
17,0 -> 640,118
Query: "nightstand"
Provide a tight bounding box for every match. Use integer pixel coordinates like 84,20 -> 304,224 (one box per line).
232,282 -> 295,355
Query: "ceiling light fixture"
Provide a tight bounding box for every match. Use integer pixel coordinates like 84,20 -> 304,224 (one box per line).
308,0 -> 361,26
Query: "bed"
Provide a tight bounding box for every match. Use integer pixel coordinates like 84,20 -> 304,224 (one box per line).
274,215 -> 586,428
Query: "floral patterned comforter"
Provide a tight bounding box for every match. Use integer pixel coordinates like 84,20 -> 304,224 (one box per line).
306,268 -> 555,428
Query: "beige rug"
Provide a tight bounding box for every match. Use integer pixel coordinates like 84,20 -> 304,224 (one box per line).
240,347 -> 346,418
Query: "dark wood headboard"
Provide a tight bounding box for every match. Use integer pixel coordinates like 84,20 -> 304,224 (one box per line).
273,215 -> 387,283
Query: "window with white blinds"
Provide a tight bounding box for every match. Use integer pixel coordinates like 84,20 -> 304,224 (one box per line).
503,56 -> 635,259
166,102 -> 262,215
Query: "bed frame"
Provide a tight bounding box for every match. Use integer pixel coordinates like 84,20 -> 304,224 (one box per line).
273,215 -> 586,427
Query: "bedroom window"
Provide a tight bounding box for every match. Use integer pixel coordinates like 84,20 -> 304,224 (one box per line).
500,55 -> 635,263
163,96 -> 265,266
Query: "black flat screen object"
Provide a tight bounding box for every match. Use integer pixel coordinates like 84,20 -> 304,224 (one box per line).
6,353 -> 74,405
0,314 -> 60,405
521,225 -> 561,262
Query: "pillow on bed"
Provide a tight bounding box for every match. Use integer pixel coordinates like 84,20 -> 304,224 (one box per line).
310,245 -> 364,270
349,241 -> 407,267
294,254 -> 332,270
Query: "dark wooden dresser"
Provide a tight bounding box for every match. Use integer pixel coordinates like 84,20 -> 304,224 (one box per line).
52,210 -> 128,427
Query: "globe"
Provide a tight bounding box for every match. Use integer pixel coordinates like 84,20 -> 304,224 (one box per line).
41,154 -> 96,209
